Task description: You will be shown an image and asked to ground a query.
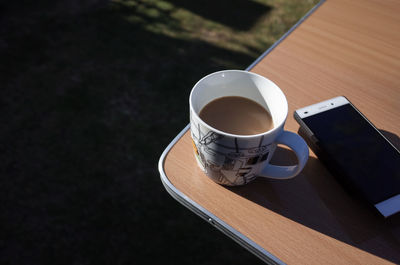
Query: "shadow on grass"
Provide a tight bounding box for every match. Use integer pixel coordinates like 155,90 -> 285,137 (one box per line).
167,0 -> 272,31
0,1 -> 266,265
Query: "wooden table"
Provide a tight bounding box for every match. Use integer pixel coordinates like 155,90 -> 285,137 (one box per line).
159,0 -> 400,264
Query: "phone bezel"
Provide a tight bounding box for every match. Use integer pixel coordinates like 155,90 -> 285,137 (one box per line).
295,96 -> 349,119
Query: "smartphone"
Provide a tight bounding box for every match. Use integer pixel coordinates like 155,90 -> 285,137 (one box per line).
294,96 -> 400,217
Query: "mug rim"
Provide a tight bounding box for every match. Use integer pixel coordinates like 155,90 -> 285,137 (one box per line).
189,70 -> 288,139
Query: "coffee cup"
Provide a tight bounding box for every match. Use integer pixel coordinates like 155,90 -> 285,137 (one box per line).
189,70 -> 309,186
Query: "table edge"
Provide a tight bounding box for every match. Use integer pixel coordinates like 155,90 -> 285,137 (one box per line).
158,1 -> 326,264
246,0 -> 326,71
158,125 -> 284,265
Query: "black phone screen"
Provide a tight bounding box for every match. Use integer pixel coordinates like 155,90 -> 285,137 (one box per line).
302,103 -> 400,204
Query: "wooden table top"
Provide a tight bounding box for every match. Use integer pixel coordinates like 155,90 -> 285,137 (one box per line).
160,0 -> 400,264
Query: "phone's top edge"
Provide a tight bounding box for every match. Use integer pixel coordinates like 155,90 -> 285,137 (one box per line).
296,96 -> 348,119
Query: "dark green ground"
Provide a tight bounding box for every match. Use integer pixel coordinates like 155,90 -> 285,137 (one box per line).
0,1 -> 318,264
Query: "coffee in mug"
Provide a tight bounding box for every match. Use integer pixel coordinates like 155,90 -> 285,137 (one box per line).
199,96 -> 274,135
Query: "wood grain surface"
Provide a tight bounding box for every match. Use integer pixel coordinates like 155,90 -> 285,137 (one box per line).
163,0 -> 400,264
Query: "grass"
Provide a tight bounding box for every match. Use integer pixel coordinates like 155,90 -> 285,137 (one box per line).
1,0 -> 318,264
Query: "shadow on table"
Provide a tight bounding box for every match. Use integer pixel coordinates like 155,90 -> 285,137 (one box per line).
227,131 -> 400,264
380,130 -> 400,150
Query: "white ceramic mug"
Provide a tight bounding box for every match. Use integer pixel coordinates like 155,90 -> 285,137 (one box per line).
189,70 -> 309,186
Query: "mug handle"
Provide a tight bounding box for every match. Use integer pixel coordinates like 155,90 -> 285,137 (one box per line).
260,131 -> 309,179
